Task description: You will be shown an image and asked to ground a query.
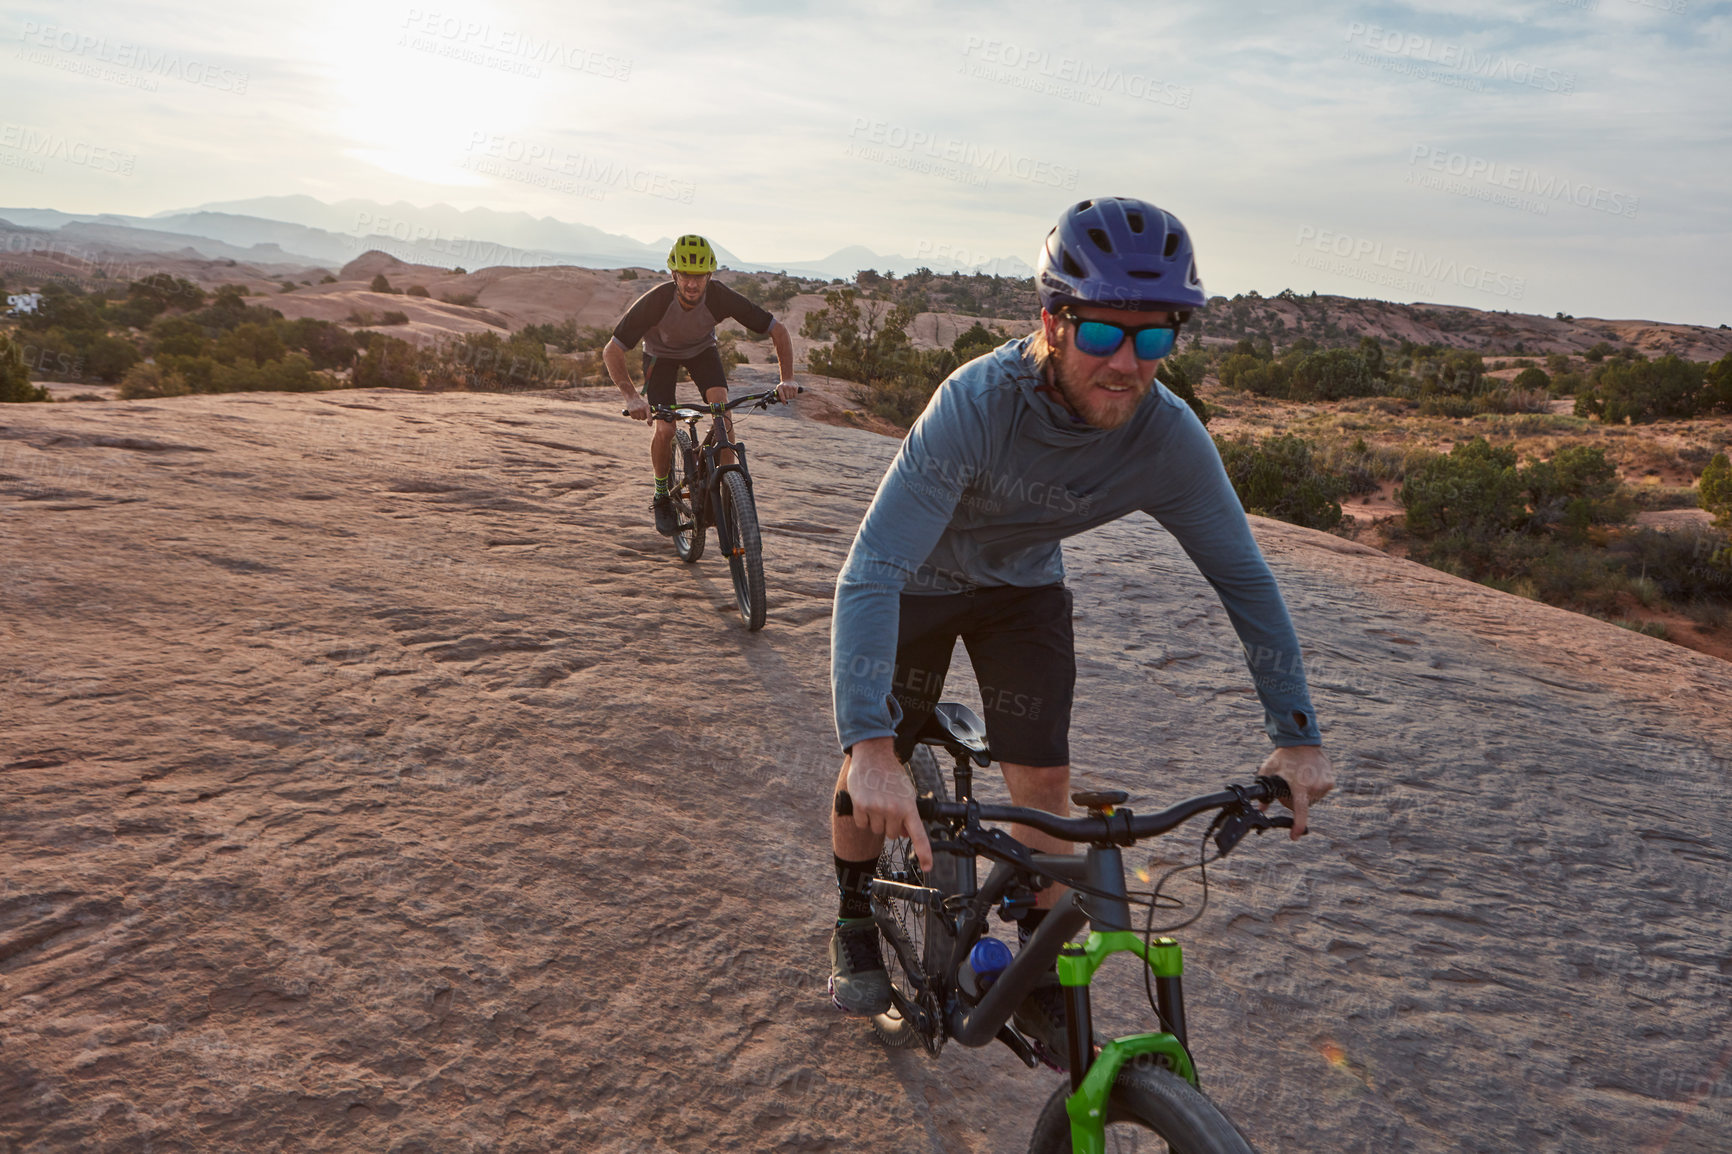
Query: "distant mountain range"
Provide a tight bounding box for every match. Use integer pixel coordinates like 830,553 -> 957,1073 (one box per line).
0,196 -> 1036,282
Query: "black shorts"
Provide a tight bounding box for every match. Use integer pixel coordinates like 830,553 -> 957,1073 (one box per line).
644,346 -> 728,414
891,584 -> 1075,768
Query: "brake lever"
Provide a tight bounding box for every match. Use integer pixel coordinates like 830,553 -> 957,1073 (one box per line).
1211,807 -> 1291,857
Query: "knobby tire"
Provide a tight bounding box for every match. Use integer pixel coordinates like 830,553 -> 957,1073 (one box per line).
719,470 -> 766,631
1026,1063 -> 1257,1154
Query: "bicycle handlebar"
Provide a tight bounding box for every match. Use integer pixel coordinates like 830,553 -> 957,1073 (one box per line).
835,775 -> 1291,847
619,385 -> 803,419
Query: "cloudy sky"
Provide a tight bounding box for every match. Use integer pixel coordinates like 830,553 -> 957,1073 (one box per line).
2,0 -> 1728,324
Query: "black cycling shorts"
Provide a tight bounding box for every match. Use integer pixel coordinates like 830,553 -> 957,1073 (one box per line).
891,583 -> 1075,768
644,346 -> 728,414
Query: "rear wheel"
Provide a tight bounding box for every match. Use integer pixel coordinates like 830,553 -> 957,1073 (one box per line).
671,428 -> 705,563
1027,1063 -> 1256,1153
718,470 -> 766,630
871,746 -> 956,1054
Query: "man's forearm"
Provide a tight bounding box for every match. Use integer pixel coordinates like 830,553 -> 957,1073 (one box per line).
603,339 -> 635,393
771,320 -> 795,381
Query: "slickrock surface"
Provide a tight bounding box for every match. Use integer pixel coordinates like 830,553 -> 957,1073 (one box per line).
3,371 -> 1728,1152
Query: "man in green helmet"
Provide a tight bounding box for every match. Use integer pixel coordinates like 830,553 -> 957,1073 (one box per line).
606,234 -> 798,535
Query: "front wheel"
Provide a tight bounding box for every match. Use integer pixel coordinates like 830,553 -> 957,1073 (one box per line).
718,470 -> 766,631
1027,1063 -> 1256,1154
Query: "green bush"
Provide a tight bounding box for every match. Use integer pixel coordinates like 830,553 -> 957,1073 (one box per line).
1574,355 -> 1705,423
1213,434 -> 1347,530
1155,357 -> 1209,426
406,284 -> 430,297
1700,453 -> 1732,527
370,273 -> 394,294
0,332 -> 50,402
1514,366 -> 1551,392
352,336 -> 422,390
1287,347 -> 1381,401
379,310 -> 410,326
1400,438 -> 1525,542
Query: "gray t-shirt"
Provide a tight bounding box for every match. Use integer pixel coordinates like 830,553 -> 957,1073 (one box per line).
831,336 -> 1323,753
612,280 -> 774,360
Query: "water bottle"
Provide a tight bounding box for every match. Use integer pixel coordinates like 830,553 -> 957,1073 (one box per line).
962,937 -> 1014,1001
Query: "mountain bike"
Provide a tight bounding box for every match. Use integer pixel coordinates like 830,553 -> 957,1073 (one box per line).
624,387 -> 798,631
836,702 -> 1294,1154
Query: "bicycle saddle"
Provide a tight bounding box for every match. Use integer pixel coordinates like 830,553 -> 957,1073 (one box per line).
917,701 -> 992,766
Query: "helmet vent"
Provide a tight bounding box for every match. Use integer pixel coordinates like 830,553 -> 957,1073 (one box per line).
1164,232 -> 1183,258
1061,250 -> 1087,277
1126,211 -> 1145,234
1127,270 -> 1163,280
1086,228 -> 1113,254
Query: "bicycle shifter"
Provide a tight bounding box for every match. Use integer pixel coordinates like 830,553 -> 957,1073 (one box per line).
1210,808 -> 1292,857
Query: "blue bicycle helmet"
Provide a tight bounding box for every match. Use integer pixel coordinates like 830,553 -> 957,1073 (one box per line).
1035,197 -> 1206,315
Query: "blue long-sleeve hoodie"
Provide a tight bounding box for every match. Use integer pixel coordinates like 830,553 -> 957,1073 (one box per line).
830,336 -> 1322,753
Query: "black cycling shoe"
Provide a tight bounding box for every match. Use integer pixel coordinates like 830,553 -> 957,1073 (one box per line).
652,494 -> 676,536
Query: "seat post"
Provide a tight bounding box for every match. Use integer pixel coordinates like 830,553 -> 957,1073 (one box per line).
951,750 -> 974,804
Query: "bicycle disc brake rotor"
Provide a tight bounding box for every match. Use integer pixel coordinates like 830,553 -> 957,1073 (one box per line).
883,843 -> 946,1057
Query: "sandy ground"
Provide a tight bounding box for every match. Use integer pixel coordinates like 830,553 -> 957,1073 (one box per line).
3,371 -> 1730,1153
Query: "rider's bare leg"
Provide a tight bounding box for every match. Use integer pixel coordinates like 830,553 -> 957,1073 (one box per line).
1000,761 -> 1072,909
650,416 -> 674,477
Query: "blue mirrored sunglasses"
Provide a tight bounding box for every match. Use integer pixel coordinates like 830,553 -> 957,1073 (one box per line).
1065,314 -> 1179,360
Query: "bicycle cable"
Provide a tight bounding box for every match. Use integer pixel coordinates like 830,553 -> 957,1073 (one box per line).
1138,821 -> 1231,1033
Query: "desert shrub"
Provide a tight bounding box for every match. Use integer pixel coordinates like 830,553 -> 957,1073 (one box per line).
320,274 -> 337,284
1400,438 -> 1525,544
117,361 -> 189,400
406,284 -> 430,297
1213,434 -> 1348,530
352,336 -> 422,390
1514,366 -> 1551,392
1316,436 -> 1403,496
284,318 -> 359,370
378,310 -> 410,326
520,319 -> 582,352
1610,528 -> 1732,603
619,268 -> 638,280
0,332 -> 50,402
440,291 -> 480,307
1702,353 -> 1732,413
149,316 -> 210,358
370,274 -> 394,294
212,322 -> 285,367
1575,355 -> 1705,423
1700,453 -> 1732,527
81,334 -> 141,383
1287,347 -> 1381,401
212,353 -> 328,393
1155,357 -> 1209,426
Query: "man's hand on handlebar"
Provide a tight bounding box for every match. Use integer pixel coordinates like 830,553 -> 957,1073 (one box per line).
776,380 -> 801,403
624,395 -> 651,421
1257,744 -> 1333,840
845,737 -> 931,871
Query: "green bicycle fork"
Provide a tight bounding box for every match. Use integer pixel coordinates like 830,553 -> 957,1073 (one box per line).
1057,932 -> 1196,1154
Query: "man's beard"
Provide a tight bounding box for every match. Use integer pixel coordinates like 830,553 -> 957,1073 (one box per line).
1053,357 -> 1153,430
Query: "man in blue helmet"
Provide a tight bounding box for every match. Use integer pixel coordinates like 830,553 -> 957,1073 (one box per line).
824,198 -> 1335,1068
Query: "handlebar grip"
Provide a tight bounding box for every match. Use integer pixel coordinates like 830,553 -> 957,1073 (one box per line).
916,795 -> 937,821
1255,774 -> 1292,803
834,790 -> 853,817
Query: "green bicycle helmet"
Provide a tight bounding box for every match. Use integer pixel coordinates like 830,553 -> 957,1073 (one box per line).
667,234 -> 718,274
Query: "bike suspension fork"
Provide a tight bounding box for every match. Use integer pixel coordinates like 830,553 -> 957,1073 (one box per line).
1061,943 -> 1094,1092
